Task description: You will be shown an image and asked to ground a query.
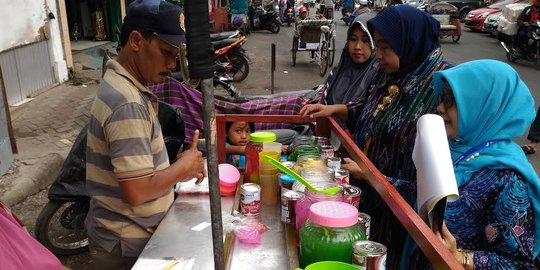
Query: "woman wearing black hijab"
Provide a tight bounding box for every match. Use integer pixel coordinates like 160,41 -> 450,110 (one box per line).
320,18 -> 380,105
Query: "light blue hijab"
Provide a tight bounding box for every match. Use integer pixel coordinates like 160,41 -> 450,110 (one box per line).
433,59 -> 540,258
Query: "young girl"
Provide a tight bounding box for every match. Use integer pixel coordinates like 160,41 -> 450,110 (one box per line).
226,119 -> 255,168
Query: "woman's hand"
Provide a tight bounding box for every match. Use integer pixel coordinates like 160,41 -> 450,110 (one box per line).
435,222 -> 468,267
341,158 -> 366,180
299,104 -> 332,118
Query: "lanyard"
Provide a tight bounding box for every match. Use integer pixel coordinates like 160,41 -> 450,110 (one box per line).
452,140 -> 503,167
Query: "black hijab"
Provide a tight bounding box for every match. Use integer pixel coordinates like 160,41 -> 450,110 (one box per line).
324,19 -> 380,105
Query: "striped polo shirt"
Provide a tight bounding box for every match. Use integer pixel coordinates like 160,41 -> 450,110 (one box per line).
85,60 -> 172,257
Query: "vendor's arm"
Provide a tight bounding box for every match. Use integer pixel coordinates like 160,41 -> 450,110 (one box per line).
120,131 -> 205,206
104,104 -> 206,206
443,169 -> 536,269
299,104 -> 348,120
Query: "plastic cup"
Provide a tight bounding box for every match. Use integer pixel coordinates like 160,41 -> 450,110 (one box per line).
259,151 -> 280,205
263,142 -> 283,153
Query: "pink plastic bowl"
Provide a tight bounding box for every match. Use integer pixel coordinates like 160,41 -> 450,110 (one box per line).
220,182 -> 237,196
219,163 -> 241,187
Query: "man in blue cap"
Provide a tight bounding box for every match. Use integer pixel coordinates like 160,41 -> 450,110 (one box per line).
85,1 -> 205,269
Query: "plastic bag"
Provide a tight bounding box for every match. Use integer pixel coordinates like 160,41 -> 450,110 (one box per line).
223,211 -> 269,245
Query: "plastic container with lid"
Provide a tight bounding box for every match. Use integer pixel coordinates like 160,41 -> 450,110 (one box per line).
245,132 -> 276,183
299,201 -> 366,267
295,182 -> 344,235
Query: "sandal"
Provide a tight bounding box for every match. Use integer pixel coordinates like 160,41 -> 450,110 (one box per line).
521,144 -> 537,155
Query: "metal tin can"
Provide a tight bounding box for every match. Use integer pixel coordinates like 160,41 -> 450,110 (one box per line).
314,136 -> 329,146
351,240 -> 387,270
320,145 -> 335,158
327,157 -> 341,171
335,169 -> 350,185
240,183 -> 261,216
358,212 -> 371,239
343,184 -> 362,209
280,190 -> 304,224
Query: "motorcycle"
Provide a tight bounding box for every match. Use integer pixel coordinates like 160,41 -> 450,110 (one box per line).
500,20 -> 540,69
211,33 -> 251,83
249,4 -> 281,33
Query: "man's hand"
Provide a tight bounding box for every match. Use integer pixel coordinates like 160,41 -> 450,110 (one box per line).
176,130 -> 206,183
524,22 -> 530,27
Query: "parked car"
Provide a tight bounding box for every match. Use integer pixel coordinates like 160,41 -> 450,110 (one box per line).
464,0 -> 523,31
430,0 -> 484,21
482,10 -> 503,34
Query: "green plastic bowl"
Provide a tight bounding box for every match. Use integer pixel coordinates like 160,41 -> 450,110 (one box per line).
296,261 -> 358,270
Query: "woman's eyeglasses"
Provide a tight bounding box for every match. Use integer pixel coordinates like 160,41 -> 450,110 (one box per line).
439,91 -> 455,109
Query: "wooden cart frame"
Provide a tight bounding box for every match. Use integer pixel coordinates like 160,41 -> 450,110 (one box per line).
215,114 -> 464,269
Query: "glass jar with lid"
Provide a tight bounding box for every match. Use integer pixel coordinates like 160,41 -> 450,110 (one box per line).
245,132 -> 276,183
295,181 -> 343,234
299,201 -> 366,268
292,155 -> 327,174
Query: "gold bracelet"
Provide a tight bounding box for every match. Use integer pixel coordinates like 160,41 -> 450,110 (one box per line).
456,248 -> 471,270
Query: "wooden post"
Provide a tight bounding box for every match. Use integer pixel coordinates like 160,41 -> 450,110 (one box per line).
0,67 -> 17,154
56,0 -> 73,68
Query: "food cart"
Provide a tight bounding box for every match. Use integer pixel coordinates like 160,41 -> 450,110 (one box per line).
133,114 -> 463,270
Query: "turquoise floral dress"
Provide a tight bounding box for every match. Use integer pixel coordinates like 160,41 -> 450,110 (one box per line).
390,168 -> 536,269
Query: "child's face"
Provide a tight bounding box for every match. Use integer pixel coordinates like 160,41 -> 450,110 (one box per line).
227,121 -> 251,146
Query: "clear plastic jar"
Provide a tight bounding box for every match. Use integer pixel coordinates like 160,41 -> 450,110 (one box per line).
299,201 -> 366,267
295,182 -> 343,234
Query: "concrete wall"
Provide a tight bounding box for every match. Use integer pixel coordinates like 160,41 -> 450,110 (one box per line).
0,0 -> 68,82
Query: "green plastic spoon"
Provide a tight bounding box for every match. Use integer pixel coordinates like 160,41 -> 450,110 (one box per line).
263,155 -> 341,195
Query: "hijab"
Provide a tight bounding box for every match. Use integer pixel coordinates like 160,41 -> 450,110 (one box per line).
367,5 -> 440,75
433,59 -> 540,257
323,19 -> 379,105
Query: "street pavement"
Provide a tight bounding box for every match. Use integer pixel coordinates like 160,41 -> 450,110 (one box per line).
1,10 -> 539,268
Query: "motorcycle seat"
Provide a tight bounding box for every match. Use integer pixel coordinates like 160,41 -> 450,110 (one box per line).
210,31 -> 240,41
212,38 -> 239,50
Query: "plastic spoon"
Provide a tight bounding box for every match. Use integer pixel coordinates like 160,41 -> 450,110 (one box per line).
263,155 -> 341,195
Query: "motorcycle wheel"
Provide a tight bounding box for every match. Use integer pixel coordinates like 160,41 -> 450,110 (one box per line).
35,201 -> 89,256
506,51 -> 518,63
227,52 -> 250,82
452,35 -> 460,43
270,20 -> 280,33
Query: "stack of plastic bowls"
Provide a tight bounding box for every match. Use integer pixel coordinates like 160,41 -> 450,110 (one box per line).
219,163 -> 240,196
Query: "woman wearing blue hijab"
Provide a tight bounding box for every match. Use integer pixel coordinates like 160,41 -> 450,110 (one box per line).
402,59 -> 540,269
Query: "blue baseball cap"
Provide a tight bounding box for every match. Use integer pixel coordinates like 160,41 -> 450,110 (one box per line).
123,0 -> 186,48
